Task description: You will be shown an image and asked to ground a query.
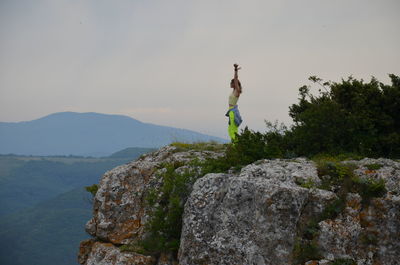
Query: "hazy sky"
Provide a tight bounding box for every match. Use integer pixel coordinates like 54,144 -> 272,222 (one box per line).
1,0 -> 399,139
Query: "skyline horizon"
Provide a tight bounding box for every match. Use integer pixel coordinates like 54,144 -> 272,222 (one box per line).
1,71 -> 398,139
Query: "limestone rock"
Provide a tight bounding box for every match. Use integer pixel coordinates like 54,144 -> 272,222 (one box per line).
86,146 -> 221,245
178,159 -> 335,265
84,242 -> 155,265
78,239 -> 96,265
352,158 -> 400,195
318,193 -> 400,265
79,145 -> 223,265
79,146 -> 400,265
178,158 -> 400,265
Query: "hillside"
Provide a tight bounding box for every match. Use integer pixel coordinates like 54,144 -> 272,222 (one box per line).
0,188 -> 92,265
0,154 -> 140,216
0,112 -> 226,156
0,147 -> 154,265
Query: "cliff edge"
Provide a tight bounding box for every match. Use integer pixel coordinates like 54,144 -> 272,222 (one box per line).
79,145 -> 400,265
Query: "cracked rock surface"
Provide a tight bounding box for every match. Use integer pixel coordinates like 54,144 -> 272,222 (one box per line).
179,158 -> 400,265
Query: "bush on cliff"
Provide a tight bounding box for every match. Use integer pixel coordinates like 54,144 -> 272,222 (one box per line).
232,74 -> 400,159
289,74 -> 400,158
138,161 -> 199,256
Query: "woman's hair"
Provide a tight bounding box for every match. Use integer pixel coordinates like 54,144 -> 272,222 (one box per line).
230,79 -> 242,89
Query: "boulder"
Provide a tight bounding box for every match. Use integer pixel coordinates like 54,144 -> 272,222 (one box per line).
178,158 -> 400,265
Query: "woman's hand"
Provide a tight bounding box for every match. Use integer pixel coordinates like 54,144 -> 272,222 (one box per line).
234,64 -> 241,71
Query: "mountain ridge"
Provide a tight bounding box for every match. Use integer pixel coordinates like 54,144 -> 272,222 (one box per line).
0,112 -> 226,156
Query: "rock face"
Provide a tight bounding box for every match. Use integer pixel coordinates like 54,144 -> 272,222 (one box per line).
79,146 -> 400,265
84,241 -> 156,265
179,158 -> 400,265
178,159 -> 333,265
79,146 -> 223,265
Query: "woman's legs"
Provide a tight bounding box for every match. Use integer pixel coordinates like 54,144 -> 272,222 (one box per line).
228,111 -> 238,142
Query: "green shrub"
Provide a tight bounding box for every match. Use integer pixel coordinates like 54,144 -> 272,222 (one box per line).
289,75 -> 400,158
199,122 -> 292,174
298,178 -> 318,189
139,162 -> 198,255
302,220 -> 320,240
315,159 -> 357,192
85,184 -> 98,196
171,141 -> 226,152
320,197 -> 346,221
365,163 -> 383,170
293,238 -> 322,264
119,244 -> 144,253
352,176 -> 386,205
315,159 -> 387,204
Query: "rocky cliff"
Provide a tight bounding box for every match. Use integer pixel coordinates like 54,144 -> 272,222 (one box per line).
79,145 -> 400,265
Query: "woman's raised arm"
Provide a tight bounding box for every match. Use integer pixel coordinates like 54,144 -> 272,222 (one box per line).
233,64 -> 242,96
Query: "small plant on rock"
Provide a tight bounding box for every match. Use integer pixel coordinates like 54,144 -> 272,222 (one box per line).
293,237 -> 322,264
365,163 -> 383,170
85,184 -> 99,196
139,162 -> 199,256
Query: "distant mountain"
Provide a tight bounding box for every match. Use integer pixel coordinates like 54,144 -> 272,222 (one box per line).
0,112 -> 226,156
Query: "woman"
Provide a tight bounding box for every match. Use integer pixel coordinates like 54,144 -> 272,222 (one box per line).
226,63 -> 243,142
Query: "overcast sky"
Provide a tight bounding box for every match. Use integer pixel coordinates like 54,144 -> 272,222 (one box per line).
1,0 -> 399,139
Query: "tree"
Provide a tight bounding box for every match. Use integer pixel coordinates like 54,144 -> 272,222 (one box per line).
289,74 -> 400,157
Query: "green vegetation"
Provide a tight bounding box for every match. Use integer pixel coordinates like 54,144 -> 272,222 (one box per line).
0,156 -> 132,217
180,76 -> 399,187
135,161 -> 198,255
171,141 -> 227,152
226,75 -> 400,159
352,177 -> 386,205
0,188 -> 93,265
85,184 -> 99,196
314,159 -> 358,191
365,163 -> 383,170
293,238 -> 322,264
314,159 -> 387,205
0,148 -> 152,265
294,196 -> 346,264
289,75 -> 400,158
296,178 -> 318,189
174,76 -> 399,177
293,158 -> 387,264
